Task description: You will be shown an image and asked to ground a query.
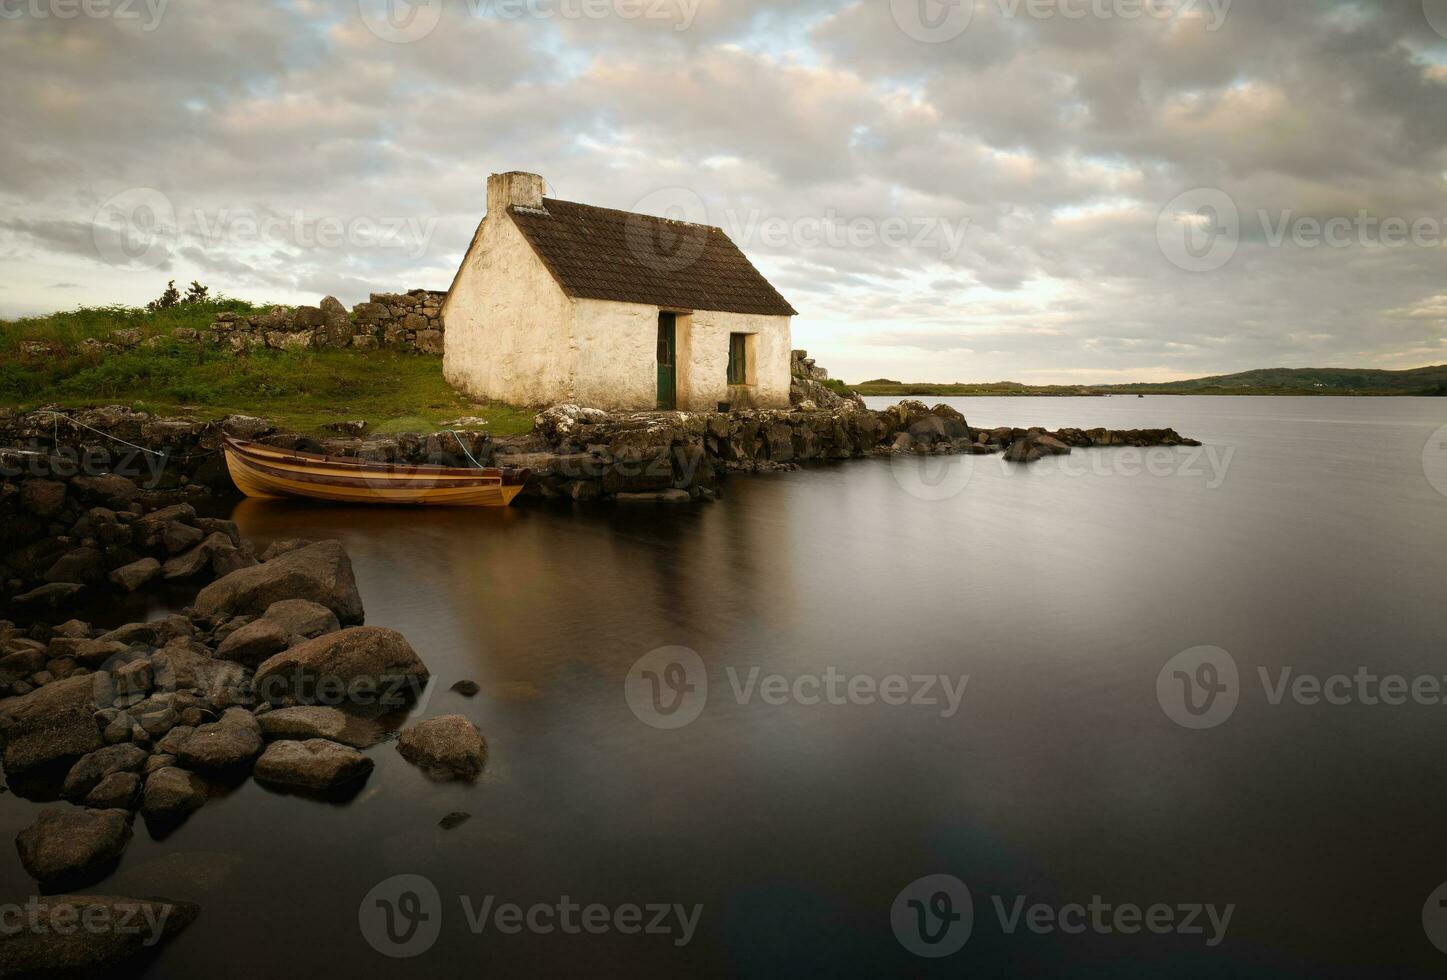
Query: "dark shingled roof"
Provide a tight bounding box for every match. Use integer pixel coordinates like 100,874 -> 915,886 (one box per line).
507,198 -> 797,317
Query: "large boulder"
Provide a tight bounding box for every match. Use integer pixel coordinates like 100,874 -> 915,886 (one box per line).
0,895 -> 198,976
0,674 -> 104,774
15,806 -> 132,883
397,715 -> 486,780
215,599 -> 340,667
193,540 -> 363,625
254,739 -> 374,790
253,628 -> 428,710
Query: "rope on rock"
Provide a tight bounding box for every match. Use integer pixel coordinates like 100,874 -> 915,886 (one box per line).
28,411 -> 219,463
35,411 -> 167,457
445,430 -> 485,470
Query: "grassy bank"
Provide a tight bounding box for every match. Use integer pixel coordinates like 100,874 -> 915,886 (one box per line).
1,304 -> 535,436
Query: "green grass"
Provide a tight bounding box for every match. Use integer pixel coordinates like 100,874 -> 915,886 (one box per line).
0,299 -> 262,354
0,304 -> 535,436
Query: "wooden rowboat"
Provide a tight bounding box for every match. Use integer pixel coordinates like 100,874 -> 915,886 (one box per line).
221,436 -> 529,507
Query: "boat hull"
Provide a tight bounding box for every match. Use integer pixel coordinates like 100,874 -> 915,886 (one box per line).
221,437 -> 527,508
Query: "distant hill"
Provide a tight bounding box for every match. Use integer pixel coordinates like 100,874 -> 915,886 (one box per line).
850,365 -> 1447,397
1100,365 -> 1447,395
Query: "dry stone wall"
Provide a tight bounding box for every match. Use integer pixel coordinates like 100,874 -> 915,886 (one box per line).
208,290 -> 447,353
789,349 -> 865,411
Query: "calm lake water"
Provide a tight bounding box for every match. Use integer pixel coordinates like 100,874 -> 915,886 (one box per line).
4,396 -> 1447,977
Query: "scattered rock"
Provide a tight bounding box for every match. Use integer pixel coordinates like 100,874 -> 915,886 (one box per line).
18,479 -> 67,518
144,753 -> 176,775
161,532 -> 234,582
397,715 -> 486,780
193,540 -> 363,625
439,811 -> 472,830
260,539 -> 312,562
15,806 -> 132,883
154,726 -> 194,756
0,674 -> 104,774
109,557 -> 162,592
256,705 -> 347,741
53,621 -> 92,639
215,599 -> 340,667
161,521 -> 204,555
253,739 -> 374,790
114,659 -> 153,696
141,767 -> 208,817
43,547 -> 107,585
172,713 -> 262,771
85,771 -> 141,810
98,616 -> 194,648
11,583 -> 85,610
62,744 -> 149,799
70,474 -> 140,508
450,680 -> 480,697
253,627 -> 428,709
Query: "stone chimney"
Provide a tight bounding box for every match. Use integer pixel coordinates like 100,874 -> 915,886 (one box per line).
488,172 -> 546,215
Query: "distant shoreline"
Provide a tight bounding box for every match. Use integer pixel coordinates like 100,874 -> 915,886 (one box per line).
850,365 -> 1447,398
854,387 -> 1439,398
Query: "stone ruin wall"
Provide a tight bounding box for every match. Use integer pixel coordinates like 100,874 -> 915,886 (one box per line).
208,290 -> 448,353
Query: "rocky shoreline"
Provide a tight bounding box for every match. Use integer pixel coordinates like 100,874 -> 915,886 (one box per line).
0,473 -> 488,974
1,400 -> 1201,510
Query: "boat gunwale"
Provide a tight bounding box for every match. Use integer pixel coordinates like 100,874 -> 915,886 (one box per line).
230,452 -> 504,485
228,452 -> 516,492
222,435 -> 530,485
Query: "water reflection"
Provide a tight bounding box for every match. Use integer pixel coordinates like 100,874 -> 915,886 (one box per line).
0,399 -> 1443,976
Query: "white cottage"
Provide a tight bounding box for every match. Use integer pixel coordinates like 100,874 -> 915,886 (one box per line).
442,172 -> 797,413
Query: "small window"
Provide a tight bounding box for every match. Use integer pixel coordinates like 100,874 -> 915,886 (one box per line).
727,333 -> 749,385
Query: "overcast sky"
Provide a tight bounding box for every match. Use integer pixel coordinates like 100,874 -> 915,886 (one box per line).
3,0 -> 1447,383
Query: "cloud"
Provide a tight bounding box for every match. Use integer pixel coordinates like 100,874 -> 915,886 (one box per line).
0,0 -> 1444,379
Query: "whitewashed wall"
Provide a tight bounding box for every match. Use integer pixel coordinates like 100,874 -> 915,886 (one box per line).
442,214 -> 576,406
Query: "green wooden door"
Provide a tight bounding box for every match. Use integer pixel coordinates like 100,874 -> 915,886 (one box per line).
656,314 -> 677,410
